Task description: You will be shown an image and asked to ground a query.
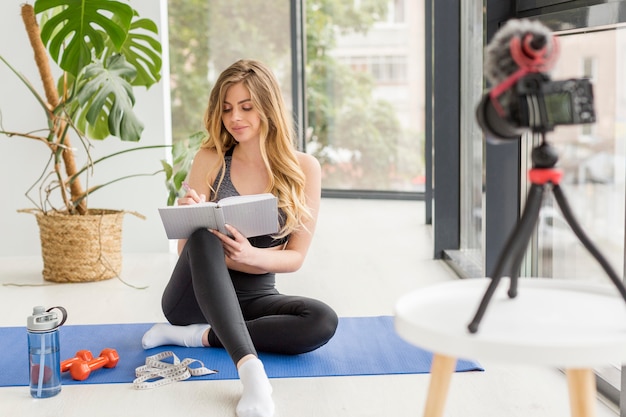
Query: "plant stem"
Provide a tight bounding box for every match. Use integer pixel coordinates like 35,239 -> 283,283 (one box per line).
21,4 -> 87,214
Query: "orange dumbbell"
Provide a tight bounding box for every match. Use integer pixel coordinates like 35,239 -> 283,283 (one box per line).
68,348 -> 119,381
61,350 -> 94,373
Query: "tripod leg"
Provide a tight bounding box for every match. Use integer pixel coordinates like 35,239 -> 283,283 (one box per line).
467,184 -> 545,333
507,185 -> 546,298
553,185 -> 626,304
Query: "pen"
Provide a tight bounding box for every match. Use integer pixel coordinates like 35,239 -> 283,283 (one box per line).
182,181 -> 191,192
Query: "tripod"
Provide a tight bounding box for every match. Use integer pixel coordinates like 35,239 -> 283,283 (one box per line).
467,133 -> 626,333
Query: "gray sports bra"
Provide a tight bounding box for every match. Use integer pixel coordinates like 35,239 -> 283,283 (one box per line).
212,146 -> 288,248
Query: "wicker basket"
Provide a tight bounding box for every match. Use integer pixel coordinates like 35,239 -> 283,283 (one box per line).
34,209 -> 127,283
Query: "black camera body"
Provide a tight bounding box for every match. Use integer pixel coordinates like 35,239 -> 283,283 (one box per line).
477,73 -> 596,140
516,73 -> 595,128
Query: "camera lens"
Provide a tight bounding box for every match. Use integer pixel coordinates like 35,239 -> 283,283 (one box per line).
476,94 -> 525,141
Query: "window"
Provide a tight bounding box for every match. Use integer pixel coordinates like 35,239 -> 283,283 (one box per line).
168,0 -> 293,147
305,1 -> 424,193
537,28 -> 625,286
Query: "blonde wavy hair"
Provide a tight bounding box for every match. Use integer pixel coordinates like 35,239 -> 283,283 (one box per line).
201,59 -> 311,238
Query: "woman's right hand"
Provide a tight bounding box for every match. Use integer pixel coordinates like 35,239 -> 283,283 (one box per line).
178,182 -> 206,206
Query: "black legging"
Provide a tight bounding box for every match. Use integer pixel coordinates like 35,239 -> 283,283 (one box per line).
161,229 -> 338,365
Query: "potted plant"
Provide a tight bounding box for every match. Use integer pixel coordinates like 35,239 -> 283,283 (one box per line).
0,0 -> 163,283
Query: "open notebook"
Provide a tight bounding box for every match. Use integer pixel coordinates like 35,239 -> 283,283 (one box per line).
158,193 -> 279,239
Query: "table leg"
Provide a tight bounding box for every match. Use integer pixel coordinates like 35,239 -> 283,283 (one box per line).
566,368 -> 596,417
423,353 -> 457,417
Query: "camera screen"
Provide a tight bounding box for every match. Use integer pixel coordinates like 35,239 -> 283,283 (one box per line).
543,92 -> 573,125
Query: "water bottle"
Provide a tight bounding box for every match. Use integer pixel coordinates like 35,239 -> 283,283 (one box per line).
27,306 -> 67,398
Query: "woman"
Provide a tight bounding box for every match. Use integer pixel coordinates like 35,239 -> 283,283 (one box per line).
142,59 -> 338,417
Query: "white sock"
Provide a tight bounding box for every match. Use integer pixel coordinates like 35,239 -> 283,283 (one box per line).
141,323 -> 210,349
236,357 -> 274,417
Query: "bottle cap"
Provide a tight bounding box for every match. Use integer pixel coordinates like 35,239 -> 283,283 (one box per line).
27,306 -> 60,332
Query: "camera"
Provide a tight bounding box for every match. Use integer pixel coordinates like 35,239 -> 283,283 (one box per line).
476,72 -> 596,140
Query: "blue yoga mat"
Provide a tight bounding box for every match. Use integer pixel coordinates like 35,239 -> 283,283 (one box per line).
0,316 -> 482,386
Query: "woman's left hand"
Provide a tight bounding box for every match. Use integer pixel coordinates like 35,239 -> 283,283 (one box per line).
210,224 -> 255,264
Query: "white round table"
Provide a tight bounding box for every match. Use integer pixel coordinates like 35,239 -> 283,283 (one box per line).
394,277 -> 626,417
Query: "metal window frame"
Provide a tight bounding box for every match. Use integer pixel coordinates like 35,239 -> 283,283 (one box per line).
291,0 -> 307,152
427,0 -> 521,267
427,0 -> 461,258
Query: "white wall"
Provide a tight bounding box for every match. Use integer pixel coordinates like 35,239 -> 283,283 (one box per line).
0,0 -> 172,256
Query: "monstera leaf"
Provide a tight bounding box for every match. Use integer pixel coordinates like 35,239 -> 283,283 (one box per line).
33,0 -> 162,142
108,17 -> 162,88
73,54 -> 143,142
35,0 -> 134,77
